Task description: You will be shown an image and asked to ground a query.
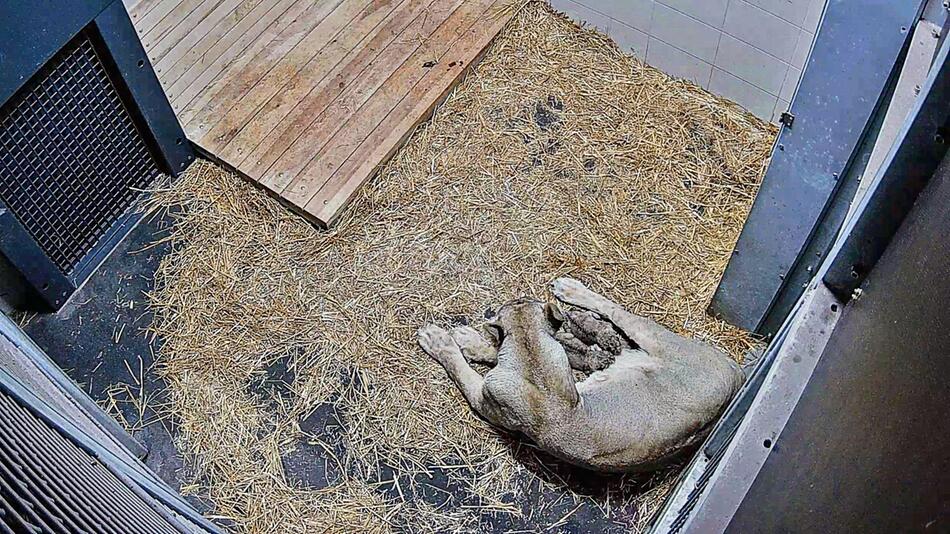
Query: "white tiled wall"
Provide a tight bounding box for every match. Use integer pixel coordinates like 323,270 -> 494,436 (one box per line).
549,0 -> 827,123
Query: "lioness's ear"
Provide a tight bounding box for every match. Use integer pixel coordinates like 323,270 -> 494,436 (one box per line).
482,322 -> 504,346
545,301 -> 564,326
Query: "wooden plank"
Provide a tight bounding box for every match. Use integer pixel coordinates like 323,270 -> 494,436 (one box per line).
197,0 -> 376,153
138,0 -> 187,49
217,0 -> 432,167
167,0 -> 298,111
129,0 -> 516,227
275,0 -> 493,202
149,0 -> 227,64
184,0 -> 344,141
306,2 -> 514,224
136,0 -> 184,44
128,0 -> 163,24
153,0 -> 256,82
156,0 -> 264,87
256,0 -> 471,194
176,0 -> 318,130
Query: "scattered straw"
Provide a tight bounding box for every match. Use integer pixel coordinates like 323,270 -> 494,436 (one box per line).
146,2 -> 774,531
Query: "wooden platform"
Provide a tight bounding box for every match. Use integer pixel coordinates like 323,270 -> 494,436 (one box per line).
126,0 -> 514,226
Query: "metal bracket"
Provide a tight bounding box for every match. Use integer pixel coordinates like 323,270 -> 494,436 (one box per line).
779,111 -> 795,128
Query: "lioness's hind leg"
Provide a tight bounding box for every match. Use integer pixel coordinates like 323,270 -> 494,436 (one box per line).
449,325 -> 498,365
552,277 -> 673,354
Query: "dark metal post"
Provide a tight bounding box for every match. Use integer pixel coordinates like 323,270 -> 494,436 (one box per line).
709,0 -> 924,333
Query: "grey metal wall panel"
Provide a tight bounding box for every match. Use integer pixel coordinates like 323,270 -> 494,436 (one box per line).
0,389 -> 186,533
0,364 -> 222,533
94,1 -> 194,175
0,311 -> 146,460
709,0 -> 923,332
824,32 -> 950,298
725,153 -> 950,533
0,1 -> 193,310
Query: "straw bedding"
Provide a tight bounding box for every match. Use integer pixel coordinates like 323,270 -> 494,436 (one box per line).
145,2 -> 775,531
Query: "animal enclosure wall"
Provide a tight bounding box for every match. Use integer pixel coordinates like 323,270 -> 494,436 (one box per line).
132,4 -> 777,531
550,0 -> 826,122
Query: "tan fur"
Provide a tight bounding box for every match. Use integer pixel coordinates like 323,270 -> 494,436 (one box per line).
417,278 -> 744,472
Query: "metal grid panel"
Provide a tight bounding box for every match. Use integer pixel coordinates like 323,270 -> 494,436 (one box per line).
0,33 -> 160,275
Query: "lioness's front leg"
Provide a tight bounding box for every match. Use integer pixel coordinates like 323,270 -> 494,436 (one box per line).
417,325 -> 489,413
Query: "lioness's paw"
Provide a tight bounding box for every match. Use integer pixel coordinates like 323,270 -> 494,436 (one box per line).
417,324 -> 460,364
449,325 -> 498,364
552,277 -> 593,306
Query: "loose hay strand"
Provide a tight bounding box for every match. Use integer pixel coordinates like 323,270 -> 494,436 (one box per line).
146,3 -> 775,532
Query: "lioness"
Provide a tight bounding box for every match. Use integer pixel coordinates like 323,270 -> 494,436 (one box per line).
417,277 -> 743,472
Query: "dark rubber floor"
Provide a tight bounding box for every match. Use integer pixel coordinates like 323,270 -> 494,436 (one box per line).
20,212 -> 221,515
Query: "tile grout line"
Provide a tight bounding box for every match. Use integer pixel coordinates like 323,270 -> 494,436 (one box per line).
646,0 -> 657,58
653,0 -> 814,30
565,0 -> 813,67
653,0 -> 809,66
649,34 -> 786,99
733,0 -> 811,31
557,0 -> 809,101
709,0 -> 731,88
564,0 -> 651,35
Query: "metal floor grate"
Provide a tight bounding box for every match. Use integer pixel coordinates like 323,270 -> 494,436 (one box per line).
0,33 -> 160,275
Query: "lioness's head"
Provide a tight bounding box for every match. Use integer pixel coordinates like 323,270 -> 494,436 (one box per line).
484,297 -> 564,345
